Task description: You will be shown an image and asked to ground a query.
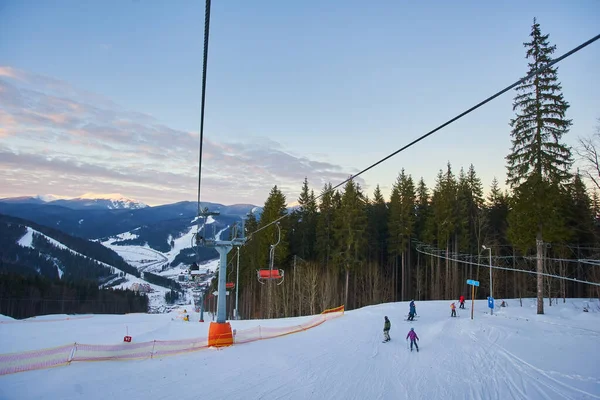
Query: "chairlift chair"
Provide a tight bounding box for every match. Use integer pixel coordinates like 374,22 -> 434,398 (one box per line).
257,267 -> 284,285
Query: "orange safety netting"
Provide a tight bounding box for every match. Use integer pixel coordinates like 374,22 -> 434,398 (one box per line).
0,344 -> 74,375
0,305 -> 344,376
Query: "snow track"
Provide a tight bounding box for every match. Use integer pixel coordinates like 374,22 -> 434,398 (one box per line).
0,299 -> 599,400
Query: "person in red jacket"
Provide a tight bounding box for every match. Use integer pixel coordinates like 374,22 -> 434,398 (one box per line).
459,295 -> 465,309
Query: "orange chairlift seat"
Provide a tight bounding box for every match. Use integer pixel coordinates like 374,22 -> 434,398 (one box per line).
257,267 -> 284,285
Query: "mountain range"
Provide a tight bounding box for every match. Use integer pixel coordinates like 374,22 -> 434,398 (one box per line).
0,194 -> 149,210
0,195 -> 264,297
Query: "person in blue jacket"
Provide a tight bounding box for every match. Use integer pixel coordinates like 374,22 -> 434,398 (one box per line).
407,300 -> 416,321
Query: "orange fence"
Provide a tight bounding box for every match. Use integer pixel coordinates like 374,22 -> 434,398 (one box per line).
0,305 -> 344,376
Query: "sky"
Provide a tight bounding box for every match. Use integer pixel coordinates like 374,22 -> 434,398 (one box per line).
0,0 -> 599,207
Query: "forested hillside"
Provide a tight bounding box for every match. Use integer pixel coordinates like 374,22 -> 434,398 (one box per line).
0,214 -> 140,280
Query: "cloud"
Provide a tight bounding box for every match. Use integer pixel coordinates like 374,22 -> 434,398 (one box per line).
0,66 -> 361,206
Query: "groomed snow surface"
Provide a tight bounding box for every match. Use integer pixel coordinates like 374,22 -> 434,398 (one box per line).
1,299 -> 599,400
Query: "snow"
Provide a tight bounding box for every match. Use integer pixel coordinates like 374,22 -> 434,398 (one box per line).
110,276 -> 173,311
1,298 -> 599,400
77,193 -> 148,209
17,228 -> 34,248
17,227 -> 130,275
101,216 -> 217,273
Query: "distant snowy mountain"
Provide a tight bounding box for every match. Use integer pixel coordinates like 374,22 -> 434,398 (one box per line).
51,193 -> 148,210
0,196 -> 46,205
0,193 -> 148,210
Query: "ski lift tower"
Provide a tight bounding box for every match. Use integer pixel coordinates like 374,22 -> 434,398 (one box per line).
199,209 -> 246,347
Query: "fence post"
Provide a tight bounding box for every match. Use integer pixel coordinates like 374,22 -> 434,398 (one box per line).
151,340 -> 156,359
68,342 -> 77,364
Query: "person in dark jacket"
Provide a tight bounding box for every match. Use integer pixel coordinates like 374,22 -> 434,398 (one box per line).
383,316 -> 391,342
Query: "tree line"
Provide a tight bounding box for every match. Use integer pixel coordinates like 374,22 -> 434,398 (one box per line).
217,19 -> 599,319
0,272 -> 148,319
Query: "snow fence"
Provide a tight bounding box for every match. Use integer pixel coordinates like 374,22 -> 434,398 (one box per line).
0,305 -> 344,376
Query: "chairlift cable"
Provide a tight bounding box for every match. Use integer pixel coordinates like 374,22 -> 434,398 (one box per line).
197,0 -> 212,218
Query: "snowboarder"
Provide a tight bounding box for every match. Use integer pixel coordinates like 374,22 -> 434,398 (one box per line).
383,316 -> 391,342
459,295 -> 465,309
450,302 -> 456,317
406,327 -> 419,352
183,314 -> 190,322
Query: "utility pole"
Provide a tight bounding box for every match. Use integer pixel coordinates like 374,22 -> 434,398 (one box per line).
235,247 -> 240,320
482,245 -> 493,315
267,223 -> 281,319
293,255 -> 296,317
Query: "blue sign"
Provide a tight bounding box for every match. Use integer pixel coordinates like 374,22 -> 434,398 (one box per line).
466,279 -> 480,287
488,296 -> 494,309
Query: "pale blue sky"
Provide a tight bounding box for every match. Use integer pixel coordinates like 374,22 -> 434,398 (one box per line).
0,0 -> 598,206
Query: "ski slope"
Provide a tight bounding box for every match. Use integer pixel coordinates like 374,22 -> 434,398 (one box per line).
1,299 -> 599,400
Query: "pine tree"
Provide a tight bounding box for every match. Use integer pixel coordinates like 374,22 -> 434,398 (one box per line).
398,171 -> 416,301
415,178 -> 432,243
505,19 -> 573,314
292,178 -> 318,261
431,163 -> 457,299
567,173 -> 594,245
316,183 -> 335,268
333,179 -> 367,308
486,178 -> 508,247
366,185 -> 389,267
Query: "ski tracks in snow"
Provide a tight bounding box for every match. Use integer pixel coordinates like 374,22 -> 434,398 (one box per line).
468,326 -> 600,399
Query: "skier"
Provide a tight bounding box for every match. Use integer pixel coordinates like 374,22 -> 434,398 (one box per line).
407,300 -> 416,321
383,316 -> 391,342
450,302 -> 456,317
406,327 -> 419,352
459,295 -> 465,309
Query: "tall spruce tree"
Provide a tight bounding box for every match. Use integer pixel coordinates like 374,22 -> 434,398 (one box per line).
292,178 -> 318,260
333,179 -> 367,308
366,185 -> 389,267
505,19 -> 573,314
316,183 -> 335,268
399,171 -> 416,301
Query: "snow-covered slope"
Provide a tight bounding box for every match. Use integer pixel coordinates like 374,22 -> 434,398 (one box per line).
0,298 -> 598,400
17,226 -> 130,279
101,216 -> 218,272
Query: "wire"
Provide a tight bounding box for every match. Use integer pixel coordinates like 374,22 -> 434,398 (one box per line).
415,246 -> 600,287
197,0 -> 212,217
246,33 -> 600,240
